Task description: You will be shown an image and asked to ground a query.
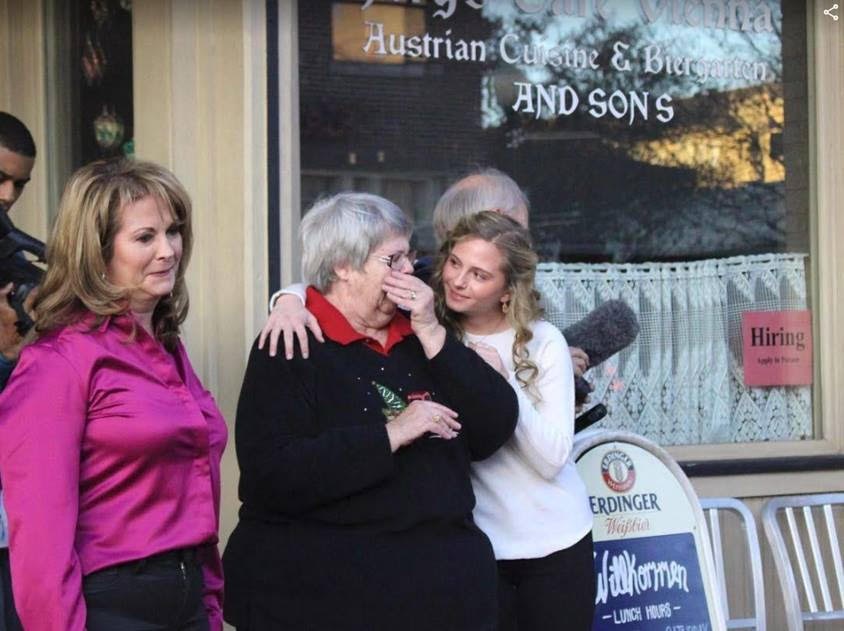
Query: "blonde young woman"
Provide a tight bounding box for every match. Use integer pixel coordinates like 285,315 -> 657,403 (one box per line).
0,159 -> 227,631
432,211 -> 595,631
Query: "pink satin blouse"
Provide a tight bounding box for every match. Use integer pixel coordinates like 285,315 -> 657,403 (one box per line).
0,313 -> 228,631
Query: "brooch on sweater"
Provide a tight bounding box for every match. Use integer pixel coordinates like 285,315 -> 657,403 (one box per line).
372,381 -> 431,423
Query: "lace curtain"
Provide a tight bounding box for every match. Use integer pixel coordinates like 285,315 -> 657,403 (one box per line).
536,253 -> 813,446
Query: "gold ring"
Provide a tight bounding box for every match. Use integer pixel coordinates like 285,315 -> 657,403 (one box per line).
433,415 -> 442,423
410,290 -> 417,301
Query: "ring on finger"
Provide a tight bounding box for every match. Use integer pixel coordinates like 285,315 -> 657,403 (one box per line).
433,414 -> 442,423
409,290 -> 417,301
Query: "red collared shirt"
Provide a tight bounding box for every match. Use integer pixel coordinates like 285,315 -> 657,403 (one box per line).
0,313 -> 227,631
306,286 -> 413,356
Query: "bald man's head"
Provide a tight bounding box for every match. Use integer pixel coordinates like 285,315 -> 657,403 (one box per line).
432,168 -> 529,243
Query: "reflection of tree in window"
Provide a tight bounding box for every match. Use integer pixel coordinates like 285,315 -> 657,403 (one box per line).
481,1 -> 796,263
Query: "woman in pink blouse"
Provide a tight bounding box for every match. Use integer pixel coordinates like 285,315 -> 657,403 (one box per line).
0,159 -> 228,630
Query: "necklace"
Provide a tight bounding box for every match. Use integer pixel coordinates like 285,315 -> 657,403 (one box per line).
463,313 -> 509,343
464,324 -> 511,349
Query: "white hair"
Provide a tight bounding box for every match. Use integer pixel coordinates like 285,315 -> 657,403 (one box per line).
300,192 -> 412,291
432,168 -> 529,242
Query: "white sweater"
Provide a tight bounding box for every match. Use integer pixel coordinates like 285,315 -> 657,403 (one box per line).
466,321 -> 593,560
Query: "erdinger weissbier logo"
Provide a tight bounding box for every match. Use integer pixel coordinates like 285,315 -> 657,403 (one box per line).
601,449 -> 636,493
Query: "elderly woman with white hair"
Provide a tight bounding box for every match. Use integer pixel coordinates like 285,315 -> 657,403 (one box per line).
222,192 -> 518,630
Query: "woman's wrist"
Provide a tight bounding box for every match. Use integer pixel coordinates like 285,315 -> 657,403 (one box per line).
415,322 -> 446,359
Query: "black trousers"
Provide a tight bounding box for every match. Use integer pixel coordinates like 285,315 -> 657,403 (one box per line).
0,550 -> 22,631
83,548 -> 209,631
497,531 -> 596,631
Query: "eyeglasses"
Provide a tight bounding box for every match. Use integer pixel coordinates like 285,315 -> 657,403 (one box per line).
374,250 -> 416,270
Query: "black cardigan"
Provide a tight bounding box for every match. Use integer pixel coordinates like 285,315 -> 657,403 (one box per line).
223,331 -> 518,630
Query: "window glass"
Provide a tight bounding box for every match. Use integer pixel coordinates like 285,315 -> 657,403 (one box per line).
297,0 -> 813,447
74,0 -> 135,165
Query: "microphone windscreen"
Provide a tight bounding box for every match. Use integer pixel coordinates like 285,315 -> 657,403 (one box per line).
562,299 -> 639,367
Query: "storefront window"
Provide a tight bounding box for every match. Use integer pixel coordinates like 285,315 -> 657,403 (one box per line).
43,0 -> 134,219
73,0 -> 135,165
295,0 -> 812,448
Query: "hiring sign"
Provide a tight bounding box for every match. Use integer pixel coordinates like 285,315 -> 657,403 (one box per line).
574,431 -> 725,631
742,310 -> 813,386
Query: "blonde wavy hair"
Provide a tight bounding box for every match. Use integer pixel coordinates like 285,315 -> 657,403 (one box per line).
32,159 -> 192,351
432,211 -> 543,396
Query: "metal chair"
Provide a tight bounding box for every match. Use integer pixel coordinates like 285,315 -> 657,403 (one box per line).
700,497 -> 766,630
762,493 -> 844,630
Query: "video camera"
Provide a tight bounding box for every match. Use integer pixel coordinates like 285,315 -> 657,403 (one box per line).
0,209 -> 45,335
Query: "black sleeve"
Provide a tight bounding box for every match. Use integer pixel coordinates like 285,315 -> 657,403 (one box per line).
235,339 -> 394,515
428,334 -> 518,461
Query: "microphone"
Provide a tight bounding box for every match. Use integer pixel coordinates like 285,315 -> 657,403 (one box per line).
562,300 -> 640,405
574,403 -> 607,433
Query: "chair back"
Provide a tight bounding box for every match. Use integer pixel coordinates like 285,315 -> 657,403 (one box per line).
761,493 -> 844,631
700,497 -> 766,630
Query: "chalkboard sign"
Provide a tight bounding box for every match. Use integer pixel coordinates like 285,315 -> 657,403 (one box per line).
574,431 -> 726,631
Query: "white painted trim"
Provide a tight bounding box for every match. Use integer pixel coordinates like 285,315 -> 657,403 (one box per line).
813,0 -> 844,453
243,0 -> 269,350
277,0 -> 302,287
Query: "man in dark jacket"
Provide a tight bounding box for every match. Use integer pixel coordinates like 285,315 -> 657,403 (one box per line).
0,112 -> 36,387
0,110 -> 36,631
